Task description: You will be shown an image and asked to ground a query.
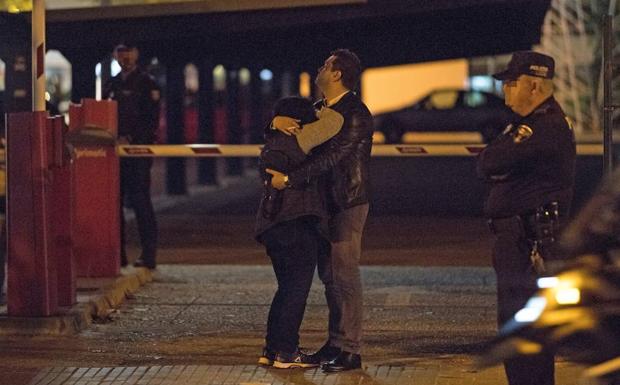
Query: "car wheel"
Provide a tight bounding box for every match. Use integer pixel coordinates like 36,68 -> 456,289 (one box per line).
378,117 -> 404,144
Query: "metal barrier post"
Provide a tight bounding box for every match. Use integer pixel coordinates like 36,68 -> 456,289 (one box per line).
603,14 -> 615,175
69,99 -> 120,278
6,112 -> 58,316
48,116 -> 76,306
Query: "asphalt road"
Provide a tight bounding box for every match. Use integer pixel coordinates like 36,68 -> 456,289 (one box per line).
126,171 -> 494,267
0,265 -> 498,368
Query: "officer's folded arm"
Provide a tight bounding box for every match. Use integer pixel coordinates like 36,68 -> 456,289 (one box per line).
479,126 -> 555,176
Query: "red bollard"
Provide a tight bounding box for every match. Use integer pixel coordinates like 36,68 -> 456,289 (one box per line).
68,99 -> 120,278
48,116 -> 76,307
6,111 -> 58,316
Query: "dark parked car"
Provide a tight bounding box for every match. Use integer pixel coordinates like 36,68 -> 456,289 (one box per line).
374,89 -> 516,143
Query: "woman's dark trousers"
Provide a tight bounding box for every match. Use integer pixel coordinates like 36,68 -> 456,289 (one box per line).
262,217 -> 322,354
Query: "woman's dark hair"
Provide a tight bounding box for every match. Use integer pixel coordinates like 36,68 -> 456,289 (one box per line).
272,96 -> 317,126
330,48 -> 362,90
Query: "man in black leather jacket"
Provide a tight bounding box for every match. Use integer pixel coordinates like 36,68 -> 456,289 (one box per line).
269,49 -> 374,372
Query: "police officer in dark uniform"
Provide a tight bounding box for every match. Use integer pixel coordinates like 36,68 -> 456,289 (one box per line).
477,51 -> 576,385
103,43 -> 160,269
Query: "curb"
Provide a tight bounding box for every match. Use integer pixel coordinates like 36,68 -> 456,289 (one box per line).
0,268 -> 153,336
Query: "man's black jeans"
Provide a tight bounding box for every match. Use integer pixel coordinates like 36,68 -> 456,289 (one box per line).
120,158 -> 158,266
261,216 -> 324,354
490,216 -> 555,385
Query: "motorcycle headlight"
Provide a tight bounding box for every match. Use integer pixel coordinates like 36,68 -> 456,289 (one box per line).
555,287 -> 581,305
514,296 -> 547,323
537,276 -> 559,289
538,273 -> 583,306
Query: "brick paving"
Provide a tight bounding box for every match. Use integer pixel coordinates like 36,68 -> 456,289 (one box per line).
24,362 -> 591,385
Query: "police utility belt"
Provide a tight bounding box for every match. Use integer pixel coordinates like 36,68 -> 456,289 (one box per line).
488,202 -> 560,275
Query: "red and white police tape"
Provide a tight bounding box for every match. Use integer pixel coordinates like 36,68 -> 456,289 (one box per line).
0,143 -> 605,162
115,144 -> 604,157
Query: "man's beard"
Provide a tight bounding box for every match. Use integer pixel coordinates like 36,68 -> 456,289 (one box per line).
315,78 -> 325,94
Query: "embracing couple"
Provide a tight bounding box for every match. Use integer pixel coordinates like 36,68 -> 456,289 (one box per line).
254,49 -> 374,372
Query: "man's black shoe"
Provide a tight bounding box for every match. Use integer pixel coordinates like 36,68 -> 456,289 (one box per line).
273,349 -> 320,369
309,343 -> 341,363
321,351 -> 362,372
133,258 -> 156,270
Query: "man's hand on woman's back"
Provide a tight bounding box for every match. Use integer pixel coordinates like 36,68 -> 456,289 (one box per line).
273,116 -> 301,136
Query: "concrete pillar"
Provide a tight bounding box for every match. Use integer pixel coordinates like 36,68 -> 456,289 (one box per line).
99,56 -> 113,92
226,68 -> 243,176
249,67 -> 265,144
165,59 -> 187,195
2,14 -> 32,114
68,52 -> 98,103
280,70 -> 294,98
4,50 -> 32,113
198,58 -> 217,185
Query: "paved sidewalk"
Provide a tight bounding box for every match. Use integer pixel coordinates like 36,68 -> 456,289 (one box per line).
0,267 -> 153,336
0,265 -> 594,385
19,361 -> 590,385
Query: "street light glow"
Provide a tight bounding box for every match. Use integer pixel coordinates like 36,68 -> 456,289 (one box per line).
260,69 -> 273,81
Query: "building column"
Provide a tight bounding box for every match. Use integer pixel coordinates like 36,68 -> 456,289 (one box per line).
165,59 -> 187,195
226,68 -> 242,176
4,49 -> 31,113
249,67 -> 265,144
198,58 -> 217,185
66,51 -> 99,103
280,70 -> 294,98
99,56 -> 113,93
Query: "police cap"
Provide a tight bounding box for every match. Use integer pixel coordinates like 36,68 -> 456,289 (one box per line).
114,42 -> 138,53
492,51 -> 555,81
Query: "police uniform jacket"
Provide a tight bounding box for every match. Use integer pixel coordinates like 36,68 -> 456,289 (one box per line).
288,92 -> 373,213
103,68 -> 160,144
477,96 -> 576,219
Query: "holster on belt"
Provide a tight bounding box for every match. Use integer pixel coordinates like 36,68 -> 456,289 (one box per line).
489,201 -> 561,275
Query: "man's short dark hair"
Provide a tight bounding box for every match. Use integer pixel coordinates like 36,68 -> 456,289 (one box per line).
330,49 -> 362,90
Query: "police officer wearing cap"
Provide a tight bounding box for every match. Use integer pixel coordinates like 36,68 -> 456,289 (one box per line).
103,43 -> 160,269
477,51 -> 576,385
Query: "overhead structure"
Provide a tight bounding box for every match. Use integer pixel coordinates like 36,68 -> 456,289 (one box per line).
537,0 -> 612,133
601,0 -> 619,136
32,0 -> 45,112
35,0 -> 551,70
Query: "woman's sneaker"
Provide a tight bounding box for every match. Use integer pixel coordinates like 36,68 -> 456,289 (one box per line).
258,346 -> 277,366
273,349 -> 320,369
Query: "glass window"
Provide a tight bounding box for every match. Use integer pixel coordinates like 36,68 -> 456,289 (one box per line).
470,75 -> 493,92
184,63 -> 199,93
464,91 -> 486,108
426,90 -> 458,110
45,50 -> 72,113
